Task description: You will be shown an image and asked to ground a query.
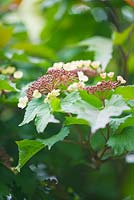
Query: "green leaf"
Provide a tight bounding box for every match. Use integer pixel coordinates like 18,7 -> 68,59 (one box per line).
12,42 -> 56,59
117,116 -> 134,132
19,99 -> 59,133
92,95 -> 129,132
62,94 -> 129,133
39,126 -> 70,150
107,127 -> 134,155
128,100 -> 134,109
0,23 -> 13,47
79,36 -> 113,70
0,75 -> 18,91
16,140 -> 44,172
110,115 -> 132,132
114,86 -> 134,100
113,25 -> 133,45
15,127 -> 69,171
79,90 -> 103,108
90,132 -> 105,151
35,104 -> 59,133
65,116 -> 88,125
49,97 -> 61,112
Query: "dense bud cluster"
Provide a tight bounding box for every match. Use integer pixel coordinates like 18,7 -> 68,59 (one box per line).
85,80 -> 120,94
27,70 -> 78,100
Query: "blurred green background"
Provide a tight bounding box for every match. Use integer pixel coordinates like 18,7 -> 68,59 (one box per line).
0,0 -> 134,199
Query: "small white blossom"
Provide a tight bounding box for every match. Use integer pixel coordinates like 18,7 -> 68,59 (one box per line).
97,81 -> 102,86
63,63 -> 77,71
13,71 -> 23,79
44,89 -> 60,103
18,96 -> 28,109
67,82 -> 85,92
107,72 -> 114,79
52,62 -> 64,70
117,76 -> 126,84
32,90 -> 42,98
84,60 -> 91,68
77,71 -> 88,82
91,61 -> 100,69
100,72 -> 106,79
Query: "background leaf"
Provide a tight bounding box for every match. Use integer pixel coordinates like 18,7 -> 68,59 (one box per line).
79,36 -> 113,70
0,75 -> 18,91
113,25 -> 133,45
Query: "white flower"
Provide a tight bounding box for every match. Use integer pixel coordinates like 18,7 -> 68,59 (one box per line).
91,61 -> 100,69
84,60 -> 91,68
32,90 -> 42,98
63,63 -> 77,71
44,89 -> 60,103
107,72 -> 114,79
13,71 -> 23,79
77,71 -> 88,82
97,81 -> 102,85
67,83 -> 79,92
67,82 -> 85,92
71,60 -> 83,68
117,76 -> 126,84
18,96 -> 28,109
100,72 -> 106,79
52,62 -> 64,70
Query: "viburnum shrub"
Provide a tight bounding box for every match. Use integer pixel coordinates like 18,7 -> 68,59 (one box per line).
14,60 -> 134,172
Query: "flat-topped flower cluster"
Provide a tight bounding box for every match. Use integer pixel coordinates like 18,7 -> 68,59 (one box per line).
18,60 -> 126,109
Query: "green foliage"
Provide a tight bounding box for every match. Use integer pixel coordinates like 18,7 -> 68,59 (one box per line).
0,75 -> 18,91
90,132 -> 105,151
62,93 -> 129,133
110,115 -> 132,132
16,127 -> 69,171
113,25 -> 133,45
0,0 -> 134,199
0,23 -> 13,47
107,127 -> 134,155
79,36 -> 113,70
20,99 -> 59,133
114,86 -> 134,100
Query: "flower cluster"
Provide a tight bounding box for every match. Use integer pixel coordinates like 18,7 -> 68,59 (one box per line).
50,60 -> 100,71
85,80 -> 119,94
0,66 -> 23,79
18,60 -> 126,109
26,60 -> 98,101
85,73 -> 126,95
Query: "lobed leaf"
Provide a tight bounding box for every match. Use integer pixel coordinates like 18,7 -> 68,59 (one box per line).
107,127 -> 134,155
19,99 -> 59,133
15,127 -> 69,171
62,94 -> 129,133
110,115 -> 132,132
